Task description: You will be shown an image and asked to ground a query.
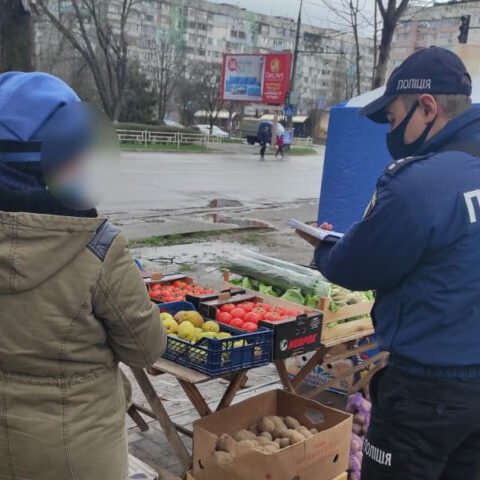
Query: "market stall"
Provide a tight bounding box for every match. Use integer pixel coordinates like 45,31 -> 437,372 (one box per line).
129,259 -> 382,479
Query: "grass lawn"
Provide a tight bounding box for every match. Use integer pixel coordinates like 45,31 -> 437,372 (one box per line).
121,143 -> 209,153
289,146 -> 318,155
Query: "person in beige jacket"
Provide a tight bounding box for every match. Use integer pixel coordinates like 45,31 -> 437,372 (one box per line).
0,72 -> 166,479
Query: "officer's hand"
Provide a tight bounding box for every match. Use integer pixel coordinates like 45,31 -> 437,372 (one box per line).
295,221 -> 334,248
296,230 -> 321,247
319,222 -> 333,231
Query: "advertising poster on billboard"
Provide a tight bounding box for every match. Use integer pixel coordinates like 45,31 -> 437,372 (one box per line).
222,54 -> 265,102
221,53 -> 292,105
262,53 -> 292,104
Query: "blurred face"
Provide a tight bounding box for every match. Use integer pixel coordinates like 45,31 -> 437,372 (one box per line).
385,94 -> 444,143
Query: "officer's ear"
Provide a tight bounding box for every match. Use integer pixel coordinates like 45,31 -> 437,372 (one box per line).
418,94 -> 438,122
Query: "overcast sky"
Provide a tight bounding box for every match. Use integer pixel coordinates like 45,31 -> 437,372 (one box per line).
210,0 -> 376,32
210,1 -> 451,34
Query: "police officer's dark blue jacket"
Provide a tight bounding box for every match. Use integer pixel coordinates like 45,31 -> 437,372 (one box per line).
315,107 -> 480,377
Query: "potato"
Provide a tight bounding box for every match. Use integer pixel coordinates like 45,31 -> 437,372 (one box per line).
263,444 -> 279,454
233,429 -> 257,442
277,438 -> 291,449
248,423 -> 259,435
272,426 -> 290,440
258,431 -> 273,441
258,417 -> 275,434
216,434 -> 232,453
310,428 -> 318,435
213,451 -> 234,468
256,436 -> 274,447
268,415 -> 287,430
239,439 -> 259,449
286,429 -> 305,444
295,426 -> 313,439
284,416 -> 301,429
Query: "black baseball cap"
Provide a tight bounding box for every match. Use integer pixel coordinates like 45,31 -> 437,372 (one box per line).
361,46 -> 472,123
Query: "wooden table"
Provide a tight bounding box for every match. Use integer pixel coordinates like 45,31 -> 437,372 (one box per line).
275,330 -> 388,398
130,358 -> 248,474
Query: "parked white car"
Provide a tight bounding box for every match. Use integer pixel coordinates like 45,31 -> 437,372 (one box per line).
195,124 -> 230,138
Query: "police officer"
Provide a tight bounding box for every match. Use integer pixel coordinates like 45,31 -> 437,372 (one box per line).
298,47 -> 480,479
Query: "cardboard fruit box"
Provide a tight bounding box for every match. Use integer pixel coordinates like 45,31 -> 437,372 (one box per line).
193,389 -> 352,480
199,290 -> 323,360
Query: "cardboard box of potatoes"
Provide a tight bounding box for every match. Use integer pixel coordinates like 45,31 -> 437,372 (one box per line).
193,390 -> 352,480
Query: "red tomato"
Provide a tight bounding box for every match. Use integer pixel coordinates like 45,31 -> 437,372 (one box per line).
256,303 -> 272,311
217,312 -> 233,324
243,322 -> 257,332
220,304 -> 235,313
264,311 -> 282,322
244,312 -> 261,324
252,307 -> 266,316
230,307 -> 246,319
173,280 -> 187,288
230,318 -> 244,328
239,302 -> 254,312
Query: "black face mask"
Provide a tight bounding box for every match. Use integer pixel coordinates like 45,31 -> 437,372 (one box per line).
387,101 -> 436,160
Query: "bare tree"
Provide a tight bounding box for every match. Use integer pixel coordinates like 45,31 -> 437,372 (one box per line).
152,32 -> 186,122
373,0 -> 411,88
321,0 -> 369,96
191,62 -> 224,134
0,0 -> 34,72
35,0 -> 138,120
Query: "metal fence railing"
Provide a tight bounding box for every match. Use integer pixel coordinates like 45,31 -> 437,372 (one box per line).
116,129 -> 313,149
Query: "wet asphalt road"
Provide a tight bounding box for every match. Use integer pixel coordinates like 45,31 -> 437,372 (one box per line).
102,147 -> 325,214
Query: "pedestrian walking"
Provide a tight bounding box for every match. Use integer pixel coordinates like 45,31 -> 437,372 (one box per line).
275,134 -> 285,158
259,125 -> 268,159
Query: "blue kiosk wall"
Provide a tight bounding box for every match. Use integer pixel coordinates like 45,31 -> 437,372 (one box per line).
317,104 -> 390,232
319,75 -> 480,232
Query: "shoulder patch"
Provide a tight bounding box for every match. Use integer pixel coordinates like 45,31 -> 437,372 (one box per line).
385,153 -> 434,176
87,220 -> 120,262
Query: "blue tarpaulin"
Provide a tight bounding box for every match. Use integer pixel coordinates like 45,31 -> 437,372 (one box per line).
318,83 -> 480,232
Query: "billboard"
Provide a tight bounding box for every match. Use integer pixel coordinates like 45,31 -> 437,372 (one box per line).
221,53 -> 292,105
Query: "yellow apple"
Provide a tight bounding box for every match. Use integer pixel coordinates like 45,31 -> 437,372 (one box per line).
178,322 -> 196,342
202,320 -> 220,333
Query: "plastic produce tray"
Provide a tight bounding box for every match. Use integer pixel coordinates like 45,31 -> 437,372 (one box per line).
159,301 -> 272,376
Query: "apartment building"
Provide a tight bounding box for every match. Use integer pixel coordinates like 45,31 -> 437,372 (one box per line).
35,0 -> 375,110
389,0 -> 480,77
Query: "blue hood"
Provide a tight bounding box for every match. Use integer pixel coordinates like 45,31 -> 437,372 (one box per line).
0,72 -> 80,191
